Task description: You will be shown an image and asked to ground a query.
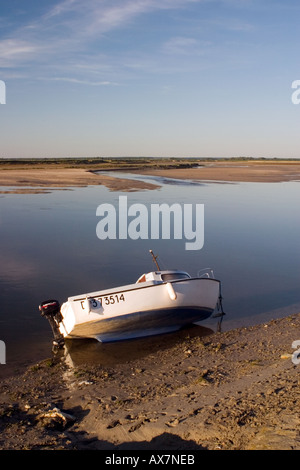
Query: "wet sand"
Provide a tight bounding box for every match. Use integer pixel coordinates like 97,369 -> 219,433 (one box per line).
134,161 -> 300,184
0,160 -> 300,194
0,313 -> 300,450
0,168 -> 159,193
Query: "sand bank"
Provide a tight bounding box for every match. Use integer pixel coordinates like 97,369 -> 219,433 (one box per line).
134,161 -> 300,184
0,161 -> 299,194
1,313 -> 299,450
0,168 -> 159,193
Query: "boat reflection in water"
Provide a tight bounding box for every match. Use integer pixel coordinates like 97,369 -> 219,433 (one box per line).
61,323 -> 215,372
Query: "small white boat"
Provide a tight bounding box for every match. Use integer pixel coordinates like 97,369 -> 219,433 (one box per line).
40,252 -> 224,347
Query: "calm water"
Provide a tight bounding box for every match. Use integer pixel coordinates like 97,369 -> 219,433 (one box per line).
0,174 -> 299,378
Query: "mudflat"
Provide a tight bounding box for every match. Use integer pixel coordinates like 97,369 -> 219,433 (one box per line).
135,161 -> 300,183
0,313 -> 299,450
0,168 -> 159,193
0,159 -> 300,194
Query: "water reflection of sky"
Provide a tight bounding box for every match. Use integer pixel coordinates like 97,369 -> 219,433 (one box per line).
0,177 -> 299,376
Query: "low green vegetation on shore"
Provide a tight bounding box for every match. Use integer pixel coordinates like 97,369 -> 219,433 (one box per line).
0,156 -> 299,171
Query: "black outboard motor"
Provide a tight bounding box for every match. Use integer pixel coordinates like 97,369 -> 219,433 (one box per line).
39,300 -> 65,351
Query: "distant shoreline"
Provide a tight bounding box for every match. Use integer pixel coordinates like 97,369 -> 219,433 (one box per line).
1,156 -> 300,167
0,157 -> 300,194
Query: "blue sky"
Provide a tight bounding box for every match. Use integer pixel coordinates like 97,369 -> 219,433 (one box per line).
0,0 -> 300,158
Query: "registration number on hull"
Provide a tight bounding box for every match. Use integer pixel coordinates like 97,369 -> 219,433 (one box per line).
80,293 -> 125,310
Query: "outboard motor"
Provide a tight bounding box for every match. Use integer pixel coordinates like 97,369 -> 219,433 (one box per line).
39,300 -> 65,351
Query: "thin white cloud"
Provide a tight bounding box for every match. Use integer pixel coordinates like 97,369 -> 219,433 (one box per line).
0,0 -> 254,84
1,1 -> 193,69
45,76 -> 116,86
0,39 -> 41,67
1,0 -> 204,82
43,0 -> 202,36
44,0 -> 79,19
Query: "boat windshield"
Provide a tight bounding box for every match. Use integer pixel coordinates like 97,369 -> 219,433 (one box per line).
161,273 -> 190,282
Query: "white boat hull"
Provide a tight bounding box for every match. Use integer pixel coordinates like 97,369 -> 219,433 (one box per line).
58,277 -> 220,342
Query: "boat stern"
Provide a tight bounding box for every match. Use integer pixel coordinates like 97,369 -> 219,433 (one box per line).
39,299 -> 65,350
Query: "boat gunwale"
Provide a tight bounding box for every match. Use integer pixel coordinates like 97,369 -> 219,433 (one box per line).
67,277 -> 220,303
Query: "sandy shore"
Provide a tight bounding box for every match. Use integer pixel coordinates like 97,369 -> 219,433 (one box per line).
135,161 -> 300,184
1,313 -> 300,450
0,168 -> 159,193
0,160 -> 300,194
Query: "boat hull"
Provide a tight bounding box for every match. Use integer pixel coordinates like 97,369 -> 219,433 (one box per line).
58,278 -> 220,342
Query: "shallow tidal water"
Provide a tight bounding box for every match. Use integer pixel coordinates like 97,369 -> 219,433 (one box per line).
0,173 -> 299,378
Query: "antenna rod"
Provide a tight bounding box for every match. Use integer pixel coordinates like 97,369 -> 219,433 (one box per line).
149,250 -> 160,270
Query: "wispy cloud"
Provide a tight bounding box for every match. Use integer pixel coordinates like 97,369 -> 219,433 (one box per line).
0,39 -> 42,68
42,0 -> 202,36
0,0 -> 255,85
45,76 -> 116,86
1,0 -> 203,82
